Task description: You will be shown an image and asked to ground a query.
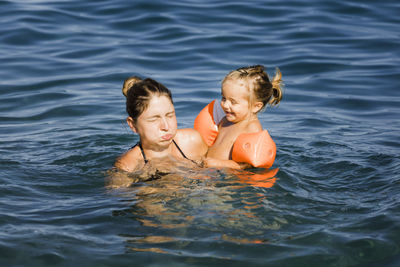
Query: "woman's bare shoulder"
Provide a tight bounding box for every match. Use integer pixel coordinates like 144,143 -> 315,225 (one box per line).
114,146 -> 142,172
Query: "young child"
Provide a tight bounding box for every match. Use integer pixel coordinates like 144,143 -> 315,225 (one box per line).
204,65 -> 283,169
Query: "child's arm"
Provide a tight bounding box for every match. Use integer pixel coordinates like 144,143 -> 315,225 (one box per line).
176,128 -> 208,159
204,157 -> 251,170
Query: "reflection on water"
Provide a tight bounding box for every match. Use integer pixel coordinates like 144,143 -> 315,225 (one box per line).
108,165 -> 285,253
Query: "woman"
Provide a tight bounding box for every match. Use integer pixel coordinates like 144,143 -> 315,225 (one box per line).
114,76 -> 208,173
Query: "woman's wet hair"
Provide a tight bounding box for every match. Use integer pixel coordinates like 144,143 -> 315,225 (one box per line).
122,76 -> 173,121
222,65 -> 283,111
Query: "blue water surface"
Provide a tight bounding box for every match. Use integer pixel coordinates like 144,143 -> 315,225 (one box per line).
1,0 -> 400,266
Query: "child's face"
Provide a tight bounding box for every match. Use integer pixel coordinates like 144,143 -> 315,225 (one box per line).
220,78 -> 252,123
128,95 -> 177,149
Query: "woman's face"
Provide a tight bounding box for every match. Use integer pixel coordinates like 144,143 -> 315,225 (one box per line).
129,95 -> 177,150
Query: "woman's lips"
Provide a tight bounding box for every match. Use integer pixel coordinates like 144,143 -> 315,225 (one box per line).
161,134 -> 173,140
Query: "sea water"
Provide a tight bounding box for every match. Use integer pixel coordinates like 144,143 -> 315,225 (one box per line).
1,0 -> 399,266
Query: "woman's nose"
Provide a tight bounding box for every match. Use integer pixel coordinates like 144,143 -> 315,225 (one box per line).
160,117 -> 169,130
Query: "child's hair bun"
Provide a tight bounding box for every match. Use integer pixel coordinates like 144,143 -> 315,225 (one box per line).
122,76 -> 142,97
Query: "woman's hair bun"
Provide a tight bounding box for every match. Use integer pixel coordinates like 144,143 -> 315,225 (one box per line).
122,76 -> 142,97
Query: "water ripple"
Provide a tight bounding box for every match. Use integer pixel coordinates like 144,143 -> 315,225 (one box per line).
1,0 -> 400,265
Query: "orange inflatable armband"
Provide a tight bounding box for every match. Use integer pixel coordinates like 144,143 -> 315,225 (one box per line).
232,130 -> 276,168
194,100 -> 224,146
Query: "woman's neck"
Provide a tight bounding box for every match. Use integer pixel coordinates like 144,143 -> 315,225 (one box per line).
141,140 -> 175,160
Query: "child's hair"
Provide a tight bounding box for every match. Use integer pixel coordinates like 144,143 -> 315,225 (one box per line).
222,65 -> 283,111
122,76 -> 173,121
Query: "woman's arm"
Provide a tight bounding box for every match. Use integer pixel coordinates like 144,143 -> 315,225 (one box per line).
106,169 -> 134,188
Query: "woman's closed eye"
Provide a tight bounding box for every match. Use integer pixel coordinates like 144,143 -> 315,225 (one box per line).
146,116 -> 160,122
166,111 -> 175,118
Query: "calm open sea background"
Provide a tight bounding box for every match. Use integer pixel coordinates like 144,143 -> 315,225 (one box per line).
1,0 -> 400,266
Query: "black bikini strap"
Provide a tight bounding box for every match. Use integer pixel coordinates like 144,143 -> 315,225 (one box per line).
173,139 -> 199,166
138,142 -> 148,164
172,139 -> 188,159
133,141 -> 148,164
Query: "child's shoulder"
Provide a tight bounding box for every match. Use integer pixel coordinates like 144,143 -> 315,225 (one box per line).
245,119 -> 263,133
176,128 -> 201,142
176,128 -> 208,156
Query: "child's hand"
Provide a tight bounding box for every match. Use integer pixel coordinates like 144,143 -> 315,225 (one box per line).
203,157 -> 252,170
191,157 -> 206,168
203,157 -> 217,168
238,162 -> 252,170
